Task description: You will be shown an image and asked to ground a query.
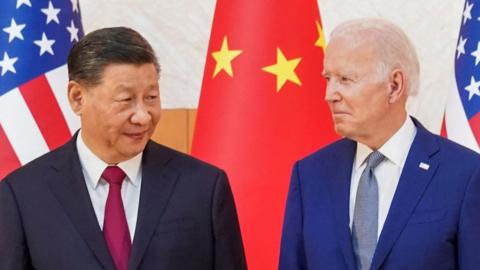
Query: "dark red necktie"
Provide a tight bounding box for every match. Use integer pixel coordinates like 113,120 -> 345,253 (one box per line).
102,166 -> 131,270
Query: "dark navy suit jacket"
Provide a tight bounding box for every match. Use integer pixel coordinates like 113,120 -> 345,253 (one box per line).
0,135 -> 247,270
279,119 -> 480,269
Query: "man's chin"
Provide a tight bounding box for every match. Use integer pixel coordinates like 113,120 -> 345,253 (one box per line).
116,147 -> 145,161
117,139 -> 149,157
333,124 -> 352,138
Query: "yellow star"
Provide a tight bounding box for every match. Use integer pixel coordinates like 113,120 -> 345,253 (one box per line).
315,20 -> 326,50
212,36 -> 242,78
262,47 -> 302,92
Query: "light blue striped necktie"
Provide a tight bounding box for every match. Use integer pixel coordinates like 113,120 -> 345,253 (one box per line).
352,151 -> 385,270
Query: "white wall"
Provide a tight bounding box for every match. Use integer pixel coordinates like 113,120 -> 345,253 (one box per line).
80,0 -> 465,133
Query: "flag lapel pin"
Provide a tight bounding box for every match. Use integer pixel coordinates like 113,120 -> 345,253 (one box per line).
419,162 -> 430,171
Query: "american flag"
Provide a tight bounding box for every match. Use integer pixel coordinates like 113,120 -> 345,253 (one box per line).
444,0 -> 480,153
0,0 -> 84,179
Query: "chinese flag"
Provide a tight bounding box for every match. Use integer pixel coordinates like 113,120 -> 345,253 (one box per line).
191,0 -> 338,269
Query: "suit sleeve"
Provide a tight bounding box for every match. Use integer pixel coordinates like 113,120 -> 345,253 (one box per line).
458,164 -> 480,269
279,162 -> 306,270
211,170 -> 247,270
0,180 -> 32,270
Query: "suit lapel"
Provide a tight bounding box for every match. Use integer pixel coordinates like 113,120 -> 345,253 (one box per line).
129,142 -> 179,270
371,120 -> 439,270
47,135 -> 115,270
325,139 -> 357,270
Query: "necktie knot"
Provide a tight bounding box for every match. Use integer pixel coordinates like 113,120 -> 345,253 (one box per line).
365,151 -> 385,170
102,166 -> 126,185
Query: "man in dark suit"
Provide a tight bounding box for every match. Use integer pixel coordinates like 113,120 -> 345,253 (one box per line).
0,27 -> 246,270
279,18 -> 480,269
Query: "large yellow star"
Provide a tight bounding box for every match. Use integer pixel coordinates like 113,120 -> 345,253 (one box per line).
315,20 -> 326,50
262,48 -> 302,92
211,36 -> 242,78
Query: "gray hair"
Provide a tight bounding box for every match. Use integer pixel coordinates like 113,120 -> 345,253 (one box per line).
67,27 -> 160,87
330,18 -> 420,96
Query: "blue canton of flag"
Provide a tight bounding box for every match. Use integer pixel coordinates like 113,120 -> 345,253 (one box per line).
455,1 -> 480,119
0,0 -> 84,179
444,0 -> 480,153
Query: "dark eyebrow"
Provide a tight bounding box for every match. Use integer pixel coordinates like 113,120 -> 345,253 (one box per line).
113,84 -> 133,92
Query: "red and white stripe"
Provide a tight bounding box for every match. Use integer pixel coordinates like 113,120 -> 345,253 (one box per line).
444,84 -> 480,153
0,65 -> 79,179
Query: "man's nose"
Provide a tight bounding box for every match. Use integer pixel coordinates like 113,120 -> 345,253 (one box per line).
130,102 -> 151,125
324,81 -> 341,102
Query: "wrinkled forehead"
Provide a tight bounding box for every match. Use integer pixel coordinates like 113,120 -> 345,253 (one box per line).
327,31 -> 378,54
324,36 -> 380,69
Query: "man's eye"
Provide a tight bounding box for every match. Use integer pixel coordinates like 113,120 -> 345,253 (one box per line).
146,95 -> 157,100
117,97 -> 132,102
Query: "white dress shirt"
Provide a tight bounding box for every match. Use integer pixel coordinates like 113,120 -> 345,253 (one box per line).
76,131 -> 142,241
349,117 -> 417,239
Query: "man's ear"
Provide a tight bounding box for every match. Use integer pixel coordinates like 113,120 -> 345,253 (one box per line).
388,69 -> 407,104
68,80 -> 85,115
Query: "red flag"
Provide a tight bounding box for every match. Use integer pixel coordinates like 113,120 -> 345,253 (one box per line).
191,0 -> 338,269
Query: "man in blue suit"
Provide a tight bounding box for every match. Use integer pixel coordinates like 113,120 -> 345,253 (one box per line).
279,18 -> 480,270
0,27 -> 246,270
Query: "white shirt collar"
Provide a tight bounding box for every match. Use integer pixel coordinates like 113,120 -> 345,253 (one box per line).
354,116 -> 417,170
76,130 -> 142,189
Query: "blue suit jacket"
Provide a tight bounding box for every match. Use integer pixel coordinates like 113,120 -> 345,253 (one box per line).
279,119 -> 480,270
0,134 -> 246,270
